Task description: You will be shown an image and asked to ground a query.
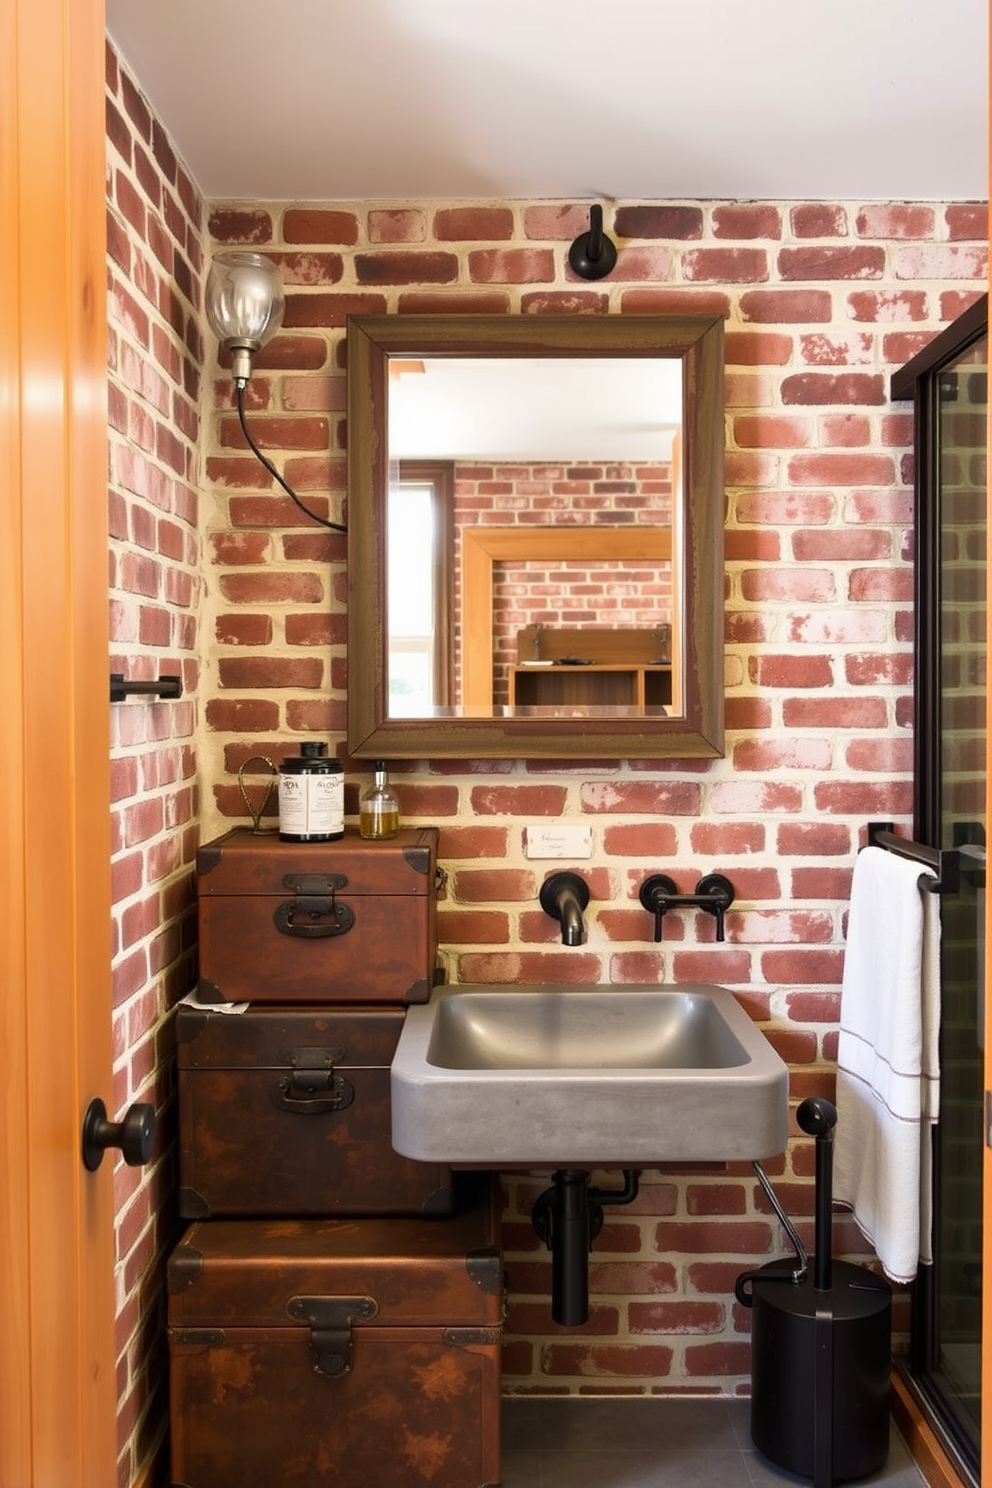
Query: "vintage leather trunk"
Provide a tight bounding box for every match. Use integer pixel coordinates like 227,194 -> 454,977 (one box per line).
176,1000 -> 454,1219
195,825 -> 439,1004
167,1183 -> 503,1488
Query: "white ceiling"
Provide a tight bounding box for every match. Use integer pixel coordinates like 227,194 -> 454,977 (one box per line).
105,0 -> 989,205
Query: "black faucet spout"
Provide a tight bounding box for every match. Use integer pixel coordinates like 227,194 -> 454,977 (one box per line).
539,871 -> 590,947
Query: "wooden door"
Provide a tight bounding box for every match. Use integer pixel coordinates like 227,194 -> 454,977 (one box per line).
0,0 -> 118,1483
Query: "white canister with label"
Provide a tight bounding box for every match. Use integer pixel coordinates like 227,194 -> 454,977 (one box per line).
278,741 -> 344,842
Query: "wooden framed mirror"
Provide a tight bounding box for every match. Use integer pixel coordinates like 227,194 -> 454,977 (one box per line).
346,314 -> 725,759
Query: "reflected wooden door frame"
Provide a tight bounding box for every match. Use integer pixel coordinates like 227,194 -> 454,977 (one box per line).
461,525 -> 676,711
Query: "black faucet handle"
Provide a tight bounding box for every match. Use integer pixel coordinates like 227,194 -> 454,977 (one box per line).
695,873 -> 735,942
638,874 -> 678,942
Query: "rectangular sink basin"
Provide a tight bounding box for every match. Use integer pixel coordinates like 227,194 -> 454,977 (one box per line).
391,983 -> 789,1168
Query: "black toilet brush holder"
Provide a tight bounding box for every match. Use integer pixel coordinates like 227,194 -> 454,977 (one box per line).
736,1097 -> 892,1488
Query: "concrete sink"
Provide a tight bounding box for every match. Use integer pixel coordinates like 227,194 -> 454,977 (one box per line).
391,983 -> 789,1168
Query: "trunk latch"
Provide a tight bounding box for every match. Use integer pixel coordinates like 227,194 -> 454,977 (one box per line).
287,1295 -> 377,1377
274,873 -> 355,939
271,1047 -> 355,1115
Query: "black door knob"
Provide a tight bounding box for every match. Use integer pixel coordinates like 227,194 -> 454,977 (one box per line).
81,1097 -> 156,1172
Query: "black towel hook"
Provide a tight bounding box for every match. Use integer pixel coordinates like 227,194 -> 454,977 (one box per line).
568,204 -> 618,281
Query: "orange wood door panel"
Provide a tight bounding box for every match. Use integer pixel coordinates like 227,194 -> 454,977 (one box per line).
0,0 -> 117,1483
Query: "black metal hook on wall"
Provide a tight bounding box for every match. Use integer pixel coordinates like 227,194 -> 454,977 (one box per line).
568,204 -> 618,281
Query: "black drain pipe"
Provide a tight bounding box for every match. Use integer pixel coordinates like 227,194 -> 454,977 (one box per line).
532,1169 -> 640,1325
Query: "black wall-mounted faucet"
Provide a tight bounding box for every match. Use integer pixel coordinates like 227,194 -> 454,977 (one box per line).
638,873 -> 736,943
539,871 -> 590,947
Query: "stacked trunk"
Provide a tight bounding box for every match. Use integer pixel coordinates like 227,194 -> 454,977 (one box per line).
168,827 -> 503,1488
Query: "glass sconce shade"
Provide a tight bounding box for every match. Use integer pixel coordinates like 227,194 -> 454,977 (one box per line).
205,250 -> 285,381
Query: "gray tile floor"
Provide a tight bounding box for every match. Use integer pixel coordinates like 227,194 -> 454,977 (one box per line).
501,1397 -> 927,1488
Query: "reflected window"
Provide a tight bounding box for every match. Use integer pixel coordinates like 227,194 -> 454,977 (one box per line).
387,461 -> 453,715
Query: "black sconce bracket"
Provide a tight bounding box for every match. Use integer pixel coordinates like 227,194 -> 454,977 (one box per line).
568,204 -> 618,281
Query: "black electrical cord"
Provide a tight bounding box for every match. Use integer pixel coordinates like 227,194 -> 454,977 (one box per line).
235,380 -> 347,533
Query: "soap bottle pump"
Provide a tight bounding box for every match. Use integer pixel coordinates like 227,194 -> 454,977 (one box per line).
359,761 -> 400,840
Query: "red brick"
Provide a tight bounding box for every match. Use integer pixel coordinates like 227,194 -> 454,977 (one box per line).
589,1261 -> 677,1292
629,1301 -> 725,1333
600,822 -> 680,856
467,248 -> 556,283
790,204 -> 849,238
856,204 -> 935,239
654,1220 -> 774,1256
620,288 -> 731,317
844,737 -> 914,772
782,696 -> 887,730
580,782 -> 702,815
813,780 -> 914,816
251,335 -> 330,369
739,569 -> 836,604
712,204 -> 782,239
724,331 -> 794,367
437,826 -> 510,858
205,699 -> 281,732
762,1027 -> 818,1063
800,329 -> 874,366
945,203 -> 988,240
738,289 -> 832,323
286,613 -> 343,647
352,250 -> 458,285
520,290 -> 609,315
220,413 -> 327,451
779,245 -> 885,280
469,785 -> 568,817
785,371 -> 888,405
614,205 -> 703,239
209,532 -> 271,565
434,206 -> 515,240
847,288 -> 929,322
397,291 -> 511,315
218,657 -> 322,690
263,253 -> 342,289
457,951 -> 602,985
436,910 -> 511,944
683,248 -> 768,283
541,1344 -> 674,1378
452,868 -> 537,902
282,208 -> 359,245
732,738 -> 832,773
893,244 -> 987,280
670,950 -> 753,983
788,451 -> 894,486
817,413 -> 872,447
749,654 -> 834,688
686,1184 -> 748,1217
369,209 -> 427,243
845,651 -> 914,687
219,572 -> 323,604
684,1341 -> 754,1376
733,414 -> 811,448
610,247 -> 675,282
207,207 -> 273,244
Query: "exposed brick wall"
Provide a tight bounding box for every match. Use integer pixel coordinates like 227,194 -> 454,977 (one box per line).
106,46 -> 203,1486
200,196 -> 986,1396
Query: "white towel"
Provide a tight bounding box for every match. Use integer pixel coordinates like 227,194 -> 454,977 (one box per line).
833,844 -> 941,1284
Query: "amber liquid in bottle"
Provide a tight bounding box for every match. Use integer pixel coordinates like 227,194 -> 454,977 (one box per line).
359,761 -> 400,840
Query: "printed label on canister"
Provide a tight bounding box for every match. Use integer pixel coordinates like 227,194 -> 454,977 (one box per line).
278,769 -> 344,839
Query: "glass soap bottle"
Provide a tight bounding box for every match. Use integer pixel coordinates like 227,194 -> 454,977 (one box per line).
359,760 -> 400,840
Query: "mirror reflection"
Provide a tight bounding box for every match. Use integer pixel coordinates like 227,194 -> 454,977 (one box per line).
386,358 -> 682,720
346,314 -> 725,759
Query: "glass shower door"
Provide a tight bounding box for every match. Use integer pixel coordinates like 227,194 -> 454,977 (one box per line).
930,328 -> 986,1463
901,306 -> 988,1481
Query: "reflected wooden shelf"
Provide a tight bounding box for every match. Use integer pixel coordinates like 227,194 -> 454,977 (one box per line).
507,626 -> 674,711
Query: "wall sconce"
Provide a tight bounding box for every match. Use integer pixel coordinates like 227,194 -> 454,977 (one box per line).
204,250 -> 346,533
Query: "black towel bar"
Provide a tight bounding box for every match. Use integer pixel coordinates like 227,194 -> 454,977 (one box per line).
110,673 -> 183,703
866,821 -> 959,896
